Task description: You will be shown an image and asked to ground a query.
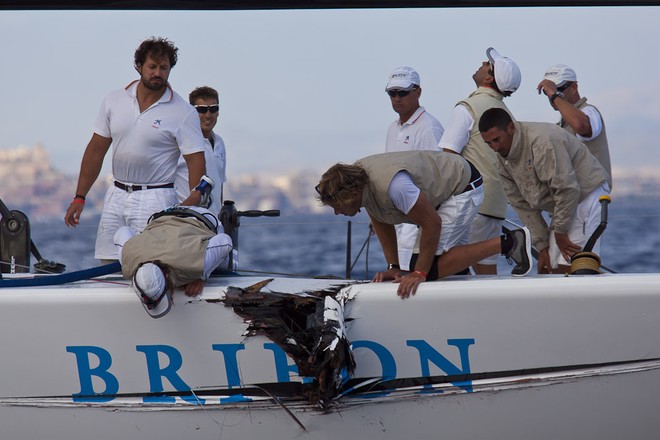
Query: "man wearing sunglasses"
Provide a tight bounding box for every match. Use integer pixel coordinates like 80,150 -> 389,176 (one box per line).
537,64 -> 612,188
64,37 -> 207,263
439,47 -> 521,276
175,86 -> 227,216
384,66 -> 444,271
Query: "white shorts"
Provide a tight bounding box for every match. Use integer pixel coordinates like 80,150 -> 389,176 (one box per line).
468,214 -> 503,265
95,185 -> 177,260
549,182 -> 611,268
414,185 -> 484,255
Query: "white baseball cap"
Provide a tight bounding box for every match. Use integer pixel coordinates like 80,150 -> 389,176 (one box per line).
543,64 -> 577,87
486,48 -> 521,95
385,66 -> 421,91
133,262 -> 171,319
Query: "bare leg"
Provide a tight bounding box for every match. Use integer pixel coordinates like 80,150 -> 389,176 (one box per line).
436,237 -> 501,279
474,263 -> 497,275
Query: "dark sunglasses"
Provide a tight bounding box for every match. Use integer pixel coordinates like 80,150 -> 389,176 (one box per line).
556,82 -> 573,92
387,88 -> 416,98
315,184 -> 344,202
195,104 -> 219,114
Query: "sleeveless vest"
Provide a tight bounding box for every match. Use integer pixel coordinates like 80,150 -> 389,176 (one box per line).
559,97 -> 612,187
121,216 -> 214,287
358,151 -> 471,225
458,87 -> 511,218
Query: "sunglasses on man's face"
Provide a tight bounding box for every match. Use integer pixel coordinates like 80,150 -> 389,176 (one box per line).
556,82 -> 573,92
195,104 -> 219,114
387,89 -> 415,98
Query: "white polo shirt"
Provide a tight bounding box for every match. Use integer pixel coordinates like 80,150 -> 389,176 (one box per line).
93,80 -> 206,185
175,131 -> 227,215
385,106 -> 444,152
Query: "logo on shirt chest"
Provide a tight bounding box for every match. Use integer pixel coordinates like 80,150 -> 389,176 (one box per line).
152,119 -> 162,129
403,135 -> 410,144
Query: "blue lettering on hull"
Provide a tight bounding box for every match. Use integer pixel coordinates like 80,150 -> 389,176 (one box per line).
66,338 -> 475,403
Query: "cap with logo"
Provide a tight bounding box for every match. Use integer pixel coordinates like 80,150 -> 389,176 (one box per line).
385,66 -> 421,91
543,64 -> 577,88
486,48 -> 522,95
133,262 -> 171,319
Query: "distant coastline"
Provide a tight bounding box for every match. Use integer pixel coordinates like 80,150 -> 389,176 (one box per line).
2,143 -> 659,221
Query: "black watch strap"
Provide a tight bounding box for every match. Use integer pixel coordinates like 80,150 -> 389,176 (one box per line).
387,263 -> 400,270
550,91 -> 564,103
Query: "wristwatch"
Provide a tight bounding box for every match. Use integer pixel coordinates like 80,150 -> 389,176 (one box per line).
550,91 -> 564,103
387,263 -> 400,270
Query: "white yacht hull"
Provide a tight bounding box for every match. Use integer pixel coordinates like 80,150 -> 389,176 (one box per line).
1,273 -> 659,438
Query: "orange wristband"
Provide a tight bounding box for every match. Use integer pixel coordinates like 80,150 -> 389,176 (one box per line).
413,270 -> 427,279
71,197 -> 85,205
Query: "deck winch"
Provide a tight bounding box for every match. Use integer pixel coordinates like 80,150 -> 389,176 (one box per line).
0,208 -> 30,274
569,195 -> 611,275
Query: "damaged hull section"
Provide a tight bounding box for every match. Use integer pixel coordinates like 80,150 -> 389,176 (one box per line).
1,274 -> 660,438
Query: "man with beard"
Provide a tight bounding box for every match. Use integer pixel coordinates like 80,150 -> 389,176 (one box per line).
64,37 -> 207,262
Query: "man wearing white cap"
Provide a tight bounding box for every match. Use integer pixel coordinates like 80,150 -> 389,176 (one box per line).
384,66 -> 444,271
438,47 -> 521,275
537,64 -> 612,188
115,205 -> 232,318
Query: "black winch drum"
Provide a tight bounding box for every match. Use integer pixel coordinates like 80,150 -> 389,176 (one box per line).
0,210 -> 30,274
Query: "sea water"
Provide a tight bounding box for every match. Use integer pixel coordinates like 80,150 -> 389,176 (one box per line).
26,195 -> 660,278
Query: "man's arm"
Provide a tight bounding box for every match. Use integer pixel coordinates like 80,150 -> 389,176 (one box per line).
393,191 -> 441,299
180,151 -> 206,206
369,213 -> 399,280
499,166 -> 550,251
554,97 -> 592,137
537,79 -> 591,136
64,133 -> 112,227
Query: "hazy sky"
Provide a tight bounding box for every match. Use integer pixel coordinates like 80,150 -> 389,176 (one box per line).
1,7 -> 658,179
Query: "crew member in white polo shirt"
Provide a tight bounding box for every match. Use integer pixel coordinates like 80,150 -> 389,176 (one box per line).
384,66 -> 444,271
537,64 -> 612,188
64,37 -> 207,262
439,47 -> 521,275
175,86 -> 227,216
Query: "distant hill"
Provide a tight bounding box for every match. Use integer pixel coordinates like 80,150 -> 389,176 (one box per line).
1,144 -> 659,221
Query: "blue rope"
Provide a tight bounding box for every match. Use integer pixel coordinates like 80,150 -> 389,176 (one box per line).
0,262 -> 122,288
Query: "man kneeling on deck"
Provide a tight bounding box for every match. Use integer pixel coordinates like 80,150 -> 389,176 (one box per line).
315,151 -> 532,299
114,206 -> 233,318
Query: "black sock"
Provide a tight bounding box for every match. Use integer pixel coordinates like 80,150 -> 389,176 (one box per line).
500,232 -> 514,255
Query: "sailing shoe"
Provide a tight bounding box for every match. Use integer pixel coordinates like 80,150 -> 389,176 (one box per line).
505,227 -> 532,276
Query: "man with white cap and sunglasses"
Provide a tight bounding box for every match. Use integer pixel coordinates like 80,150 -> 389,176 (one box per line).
115,205 -> 232,318
384,66 -> 444,271
438,47 -> 521,275
537,64 -> 612,188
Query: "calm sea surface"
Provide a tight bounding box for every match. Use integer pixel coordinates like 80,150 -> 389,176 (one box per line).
27,195 -> 660,278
